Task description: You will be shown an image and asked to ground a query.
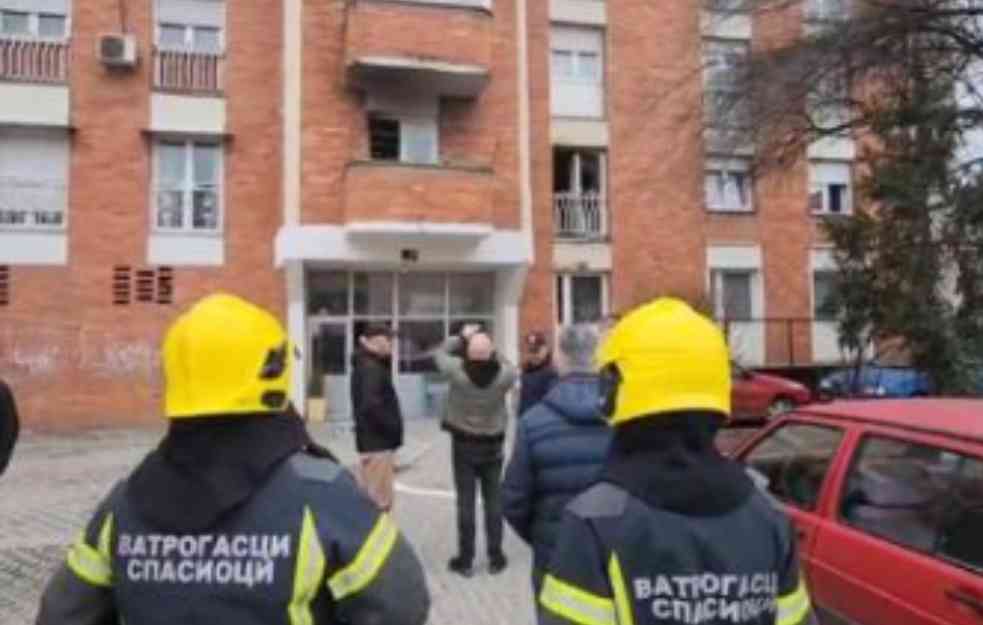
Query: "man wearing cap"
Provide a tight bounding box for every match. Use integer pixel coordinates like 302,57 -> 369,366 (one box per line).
37,294 -> 430,625
518,331 -> 558,417
351,323 -> 404,512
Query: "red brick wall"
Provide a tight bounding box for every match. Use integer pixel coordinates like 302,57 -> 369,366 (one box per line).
345,1 -> 493,68
0,0 -> 284,429
343,163 -> 495,224
608,1 -> 708,309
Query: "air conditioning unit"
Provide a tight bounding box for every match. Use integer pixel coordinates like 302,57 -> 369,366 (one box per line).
98,34 -> 137,68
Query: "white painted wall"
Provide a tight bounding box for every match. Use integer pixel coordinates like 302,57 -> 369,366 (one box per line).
151,94 -> 226,134
550,0 -> 606,26
708,245 -> 765,366
554,241 -> 612,270
147,233 -> 224,266
551,119 -> 609,147
0,84 -> 70,127
701,10 -> 752,40
276,226 -> 529,267
0,231 -> 66,265
808,135 -> 856,160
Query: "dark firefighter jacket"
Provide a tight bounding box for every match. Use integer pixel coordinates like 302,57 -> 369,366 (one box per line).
0,379 -> 19,476
537,414 -> 813,625
36,413 -> 430,625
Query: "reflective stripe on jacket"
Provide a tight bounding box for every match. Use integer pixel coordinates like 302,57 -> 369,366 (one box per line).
38,452 -> 430,625
538,483 -> 813,625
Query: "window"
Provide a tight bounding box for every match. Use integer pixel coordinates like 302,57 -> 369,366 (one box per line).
0,129 -> 69,230
710,269 -> 754,321
554,148 -> 607,238
703,39 -> 750,128
813,270 -> 838,320
809,161 -> 853,215
551,26 -> 605,118
367,114 -> 437,165
840,436 -> 963,554
0,7 -> 67,39
153,140 -> 222,232
705,157 -> 752,212
156,0 -> 225,53
744,423 -> 845,511
939,455 -> 983,571
804,0 -> 849,22
556,273 -> 608,325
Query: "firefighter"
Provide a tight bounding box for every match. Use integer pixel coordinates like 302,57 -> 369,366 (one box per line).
37,293 -> 430,625
538,298 -> 814,625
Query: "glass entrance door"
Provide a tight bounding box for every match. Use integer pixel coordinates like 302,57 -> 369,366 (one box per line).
307,317 -> 349,421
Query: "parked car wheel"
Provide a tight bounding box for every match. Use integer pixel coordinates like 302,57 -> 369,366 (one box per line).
767,397 -> 796,419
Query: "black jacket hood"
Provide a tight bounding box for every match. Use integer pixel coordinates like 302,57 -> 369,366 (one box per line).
127,407 -> 330,533
464,358 -> 502,389
601,412 -> 754,517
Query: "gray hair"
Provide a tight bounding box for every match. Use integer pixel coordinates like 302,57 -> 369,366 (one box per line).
556,324 -> 600,374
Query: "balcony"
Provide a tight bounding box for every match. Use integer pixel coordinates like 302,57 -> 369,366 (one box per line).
554,192 -> 606,240
345,0 -> 491,97
0,177 -> 67,230
0,37 -> 69,84
153,48 -> 225,94
343,161 -> 495,237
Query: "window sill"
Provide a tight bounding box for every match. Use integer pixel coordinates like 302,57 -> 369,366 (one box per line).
812,212 -> 853,219
707,208 -> 755,215
348,159 -> 494,175
0,229 -> 67,265
364,0 -> 494,15
148,232 -> 224,266
150,228 -> 224,238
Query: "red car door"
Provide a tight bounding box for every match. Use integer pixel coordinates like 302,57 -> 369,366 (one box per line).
739,418 -> 849,575
732,367 -> 768,420
808,426 -> 983,625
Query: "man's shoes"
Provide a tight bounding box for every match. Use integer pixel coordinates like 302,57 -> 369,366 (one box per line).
489,552 -> 508,575
448,556 -> 474,578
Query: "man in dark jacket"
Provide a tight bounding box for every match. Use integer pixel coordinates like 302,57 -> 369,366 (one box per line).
538,299 -> 813,625
518,331 -> 559,417
503,324 -> 611,595
0,378 -> 19,476
350,323 -> 404,512
37,293 -> 429,625
435,325 -> 518,577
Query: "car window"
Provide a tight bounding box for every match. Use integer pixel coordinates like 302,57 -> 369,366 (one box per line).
840,436 -> 961,554
744,423 -> 845,511
938,454 -> 983,572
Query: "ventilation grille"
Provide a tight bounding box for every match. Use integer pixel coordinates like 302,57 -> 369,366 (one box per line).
0,266 -> 9,306
113,266 -> 174,306
113,266 -> 132,305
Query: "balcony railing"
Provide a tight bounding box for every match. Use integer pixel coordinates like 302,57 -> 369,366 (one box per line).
0,37 -> 69,84
554,192 -> 606,240
0,177 -> 67,230
153,48 -> 225,94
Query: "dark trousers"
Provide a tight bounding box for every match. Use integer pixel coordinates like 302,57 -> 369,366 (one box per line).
451,437 -> 504,562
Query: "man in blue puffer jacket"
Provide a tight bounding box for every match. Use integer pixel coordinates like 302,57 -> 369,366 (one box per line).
502,323 -> 612,595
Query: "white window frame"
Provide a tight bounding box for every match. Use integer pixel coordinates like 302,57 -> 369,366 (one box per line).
709,268 -> 757,321
703,39 -> 750,129
550,26 -> 606,119
809,160 -> 853,215
705,156 -> 753,212
0,6 -> 70,41
155,0 -> 226,53
812,269 -> 838,321
0,129 -> 70,232
555,272 -> 610,326
367,113 -> 439,166
152,139 -> 224,234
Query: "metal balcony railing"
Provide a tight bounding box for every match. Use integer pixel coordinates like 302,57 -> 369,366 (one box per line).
0,37 -> 69,84
153,48 -> 225,94
0,177 -> 67,230
553,192 -> 606,240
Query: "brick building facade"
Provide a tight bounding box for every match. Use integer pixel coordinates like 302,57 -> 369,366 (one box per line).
0,0 -> 853,428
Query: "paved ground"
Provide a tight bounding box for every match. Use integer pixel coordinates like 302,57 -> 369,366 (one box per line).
0,419 -> 760,625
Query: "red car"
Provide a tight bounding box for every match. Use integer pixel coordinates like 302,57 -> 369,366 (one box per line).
731,364 -> 812,421
734,399 -> 983,625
